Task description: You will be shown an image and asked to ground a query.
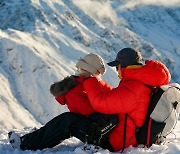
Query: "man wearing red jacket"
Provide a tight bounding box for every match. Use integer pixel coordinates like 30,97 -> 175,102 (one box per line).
83,48 -> 171,151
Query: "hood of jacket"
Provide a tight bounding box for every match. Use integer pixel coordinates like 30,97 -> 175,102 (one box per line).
50,75 -> 78,97
121,60 -> 171,86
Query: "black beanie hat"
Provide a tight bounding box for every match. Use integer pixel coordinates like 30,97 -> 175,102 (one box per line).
107,48 -> 143,68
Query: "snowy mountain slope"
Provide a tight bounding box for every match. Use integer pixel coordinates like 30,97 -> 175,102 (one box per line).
0,0 -> 180,153
115,2 -> 180,81
0,30 -> 70,125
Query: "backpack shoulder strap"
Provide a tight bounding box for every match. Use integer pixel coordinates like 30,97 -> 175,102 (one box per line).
121,114 -> 128,153
147,87 -> 164,117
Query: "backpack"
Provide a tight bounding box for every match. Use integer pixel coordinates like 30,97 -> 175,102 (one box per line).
136,83 -> 180,147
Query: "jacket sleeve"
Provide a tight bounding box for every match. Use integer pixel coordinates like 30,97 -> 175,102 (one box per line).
99,80 -> 113,92
83,77 -> 136,114
65,87 -> 95,116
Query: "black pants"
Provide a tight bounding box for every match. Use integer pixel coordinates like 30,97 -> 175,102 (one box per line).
20,112 -> 114,151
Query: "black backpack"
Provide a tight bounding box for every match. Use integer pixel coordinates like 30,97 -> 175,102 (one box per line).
136,83 -> 180,147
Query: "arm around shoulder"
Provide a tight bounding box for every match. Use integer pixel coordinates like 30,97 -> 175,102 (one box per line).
84,77 -> 136,114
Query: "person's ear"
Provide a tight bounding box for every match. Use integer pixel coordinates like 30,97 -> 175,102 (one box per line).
116,64 -> 121,71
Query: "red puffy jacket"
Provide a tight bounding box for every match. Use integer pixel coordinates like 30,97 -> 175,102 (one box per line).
55,75 -> 112,116
83,60 -> 171,151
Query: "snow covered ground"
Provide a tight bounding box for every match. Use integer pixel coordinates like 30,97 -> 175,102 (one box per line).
0,0 -> 180,153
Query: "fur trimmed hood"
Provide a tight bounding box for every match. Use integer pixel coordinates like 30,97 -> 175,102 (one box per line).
50,76 -> 78,97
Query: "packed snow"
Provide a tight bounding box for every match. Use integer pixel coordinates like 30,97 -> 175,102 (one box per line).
0,0 -> 180,153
